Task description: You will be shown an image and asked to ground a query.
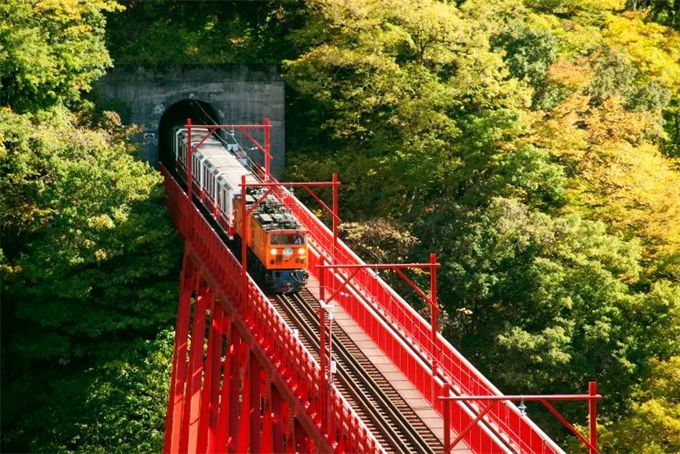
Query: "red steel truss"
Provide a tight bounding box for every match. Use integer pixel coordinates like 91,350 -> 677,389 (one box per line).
161,163 -> 383,454
161,119 -> 585,454
441,382 -> 602,454
315,256 -> 442,420
271,182 -> 567,454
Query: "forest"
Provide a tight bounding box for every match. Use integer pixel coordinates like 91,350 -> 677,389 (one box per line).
1,1 -> 679,453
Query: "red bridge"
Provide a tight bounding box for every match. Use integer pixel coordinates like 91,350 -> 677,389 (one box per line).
161,120 -> 599,454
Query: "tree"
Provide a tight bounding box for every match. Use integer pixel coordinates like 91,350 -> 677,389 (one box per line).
1,108 -> 181,452
530,59 -> 680,262
283,0 -> 534,218
416,197 -> 680,440
104,0 -> 306,65
2,330 -> 174,453
0,0 -> 122,112
598,355 -> 680,454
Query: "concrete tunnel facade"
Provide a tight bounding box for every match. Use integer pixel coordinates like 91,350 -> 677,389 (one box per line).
92,65 -> 286,177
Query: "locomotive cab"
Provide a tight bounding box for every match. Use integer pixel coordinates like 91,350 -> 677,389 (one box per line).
268,231 -> 307,264
265,230 -> 309,293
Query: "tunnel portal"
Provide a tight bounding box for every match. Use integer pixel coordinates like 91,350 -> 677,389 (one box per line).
93,65 -> 285,176
158,99 -> 221,169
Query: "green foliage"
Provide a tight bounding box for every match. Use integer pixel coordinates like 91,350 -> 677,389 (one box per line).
340,219 -> 420,264
0,0 -> 122,112
525,0 -> 626,16
491,19 -> 558,95
632,0 -> 679,32
2,330 -> 174,453
598,355 -> 680,454
417,197 -> 679,434
2,0 -> 678,450
105,0 -> 306,65
284,0 -> 539,218
0,106 -> 181,452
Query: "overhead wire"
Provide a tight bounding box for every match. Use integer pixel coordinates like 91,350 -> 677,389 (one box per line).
190,98 -> 261,170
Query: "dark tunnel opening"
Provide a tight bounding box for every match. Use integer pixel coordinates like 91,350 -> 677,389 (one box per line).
158,99 -> 221,169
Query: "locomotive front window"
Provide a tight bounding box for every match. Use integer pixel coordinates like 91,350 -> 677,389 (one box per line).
270,233 -> 305,245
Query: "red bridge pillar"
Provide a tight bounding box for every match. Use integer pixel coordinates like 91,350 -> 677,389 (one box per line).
163,250 -> 317,454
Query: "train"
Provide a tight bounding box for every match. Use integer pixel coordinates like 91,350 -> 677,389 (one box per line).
172,126 -> 309,293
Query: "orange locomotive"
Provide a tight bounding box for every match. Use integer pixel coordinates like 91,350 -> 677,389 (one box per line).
174,126 -> 309,293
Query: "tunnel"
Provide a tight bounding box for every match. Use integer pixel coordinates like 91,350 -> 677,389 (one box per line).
158,98 -> 221,169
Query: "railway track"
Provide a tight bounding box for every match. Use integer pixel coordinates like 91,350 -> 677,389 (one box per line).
271,288 -> 443,454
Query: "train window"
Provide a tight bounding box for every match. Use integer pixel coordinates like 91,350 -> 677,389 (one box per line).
270,233 -> 305,245
193,155 -> 200,179
178,143 -> 187,164
219,187 -> 226,211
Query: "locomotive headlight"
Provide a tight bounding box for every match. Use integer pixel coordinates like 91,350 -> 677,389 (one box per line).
283,247 -> 294,259
270,248 -> 278,255
298,248 -> 306,255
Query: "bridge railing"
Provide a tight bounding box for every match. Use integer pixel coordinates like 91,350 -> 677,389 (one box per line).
274,186 -> 564,454
162,165 -> 384,454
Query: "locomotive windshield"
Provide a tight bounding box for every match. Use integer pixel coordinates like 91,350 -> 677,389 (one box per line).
270,232 -> 305,245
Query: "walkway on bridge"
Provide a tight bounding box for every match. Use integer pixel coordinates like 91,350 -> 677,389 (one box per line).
160,121 -> 593,454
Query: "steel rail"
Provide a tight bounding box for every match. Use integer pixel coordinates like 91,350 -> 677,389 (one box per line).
276,291 -> 440,454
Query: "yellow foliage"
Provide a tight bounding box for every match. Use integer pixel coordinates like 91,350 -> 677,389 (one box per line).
579,0 -> 625,10
33,0 -> 123,24
94,248 -> 108,262
572,97 -> 677,254
526,0 -> 625,15
546,57 -> 594,89
532,92 -> 590,158
530,71 -> 680,259
87,214 -> 115,230
599,356 -> 680,454
580,140 -> 680,252
585,96 -> 659,145
604,12 -> 680,92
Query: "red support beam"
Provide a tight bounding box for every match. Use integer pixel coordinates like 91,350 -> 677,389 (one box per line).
228,326 -> 241,453
164,252 -> 194,454
589,381 -> 598,454
237,345 -> 252,454
540,399 -> 597,452
264,117 -> 271,178
430,253 -> 439,403
197,288 -> 216,454
332,172 -> 338,262
441,388 -> 602,454
205,300 -> 223,454
181,281 -> 209,454
443,383 -> 451,454
241,175 -> 248,314
215,317 -> 232,454
186,119 -> 194,241
271,386 -> 284,453
249,351 -> 261,453
261,378 -> 273,454
318,298 -> 327,434
285,401 -> 295,454
295,418 -> 311,454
